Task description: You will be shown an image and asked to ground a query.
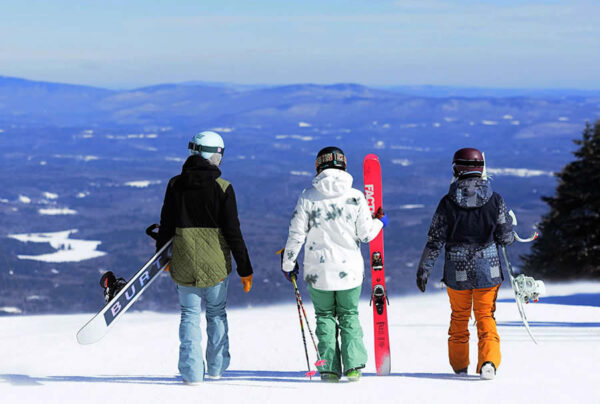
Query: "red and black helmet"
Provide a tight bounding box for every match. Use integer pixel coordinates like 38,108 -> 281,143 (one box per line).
452,147 -> 484,178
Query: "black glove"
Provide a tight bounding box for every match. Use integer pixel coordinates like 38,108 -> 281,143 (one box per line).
416,268 -> 428,293
282,265 -> 299,282
416,276 -> 427,293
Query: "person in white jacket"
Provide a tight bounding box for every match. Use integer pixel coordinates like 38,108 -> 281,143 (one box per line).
281,146 -> 387,382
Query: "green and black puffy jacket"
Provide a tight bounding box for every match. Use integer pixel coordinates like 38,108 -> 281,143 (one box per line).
157,155 -> 253,288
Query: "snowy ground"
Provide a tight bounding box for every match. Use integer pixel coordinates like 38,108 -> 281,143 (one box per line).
7,230 -> 106,263
1,282 -> 599,404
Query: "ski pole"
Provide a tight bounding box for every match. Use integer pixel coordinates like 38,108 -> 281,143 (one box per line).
276,248 -> 325,376
291,275 -> 325,368
293,277 -> 314,378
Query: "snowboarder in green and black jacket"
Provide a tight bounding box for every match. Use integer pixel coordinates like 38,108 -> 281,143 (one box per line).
157,131 -> 253,385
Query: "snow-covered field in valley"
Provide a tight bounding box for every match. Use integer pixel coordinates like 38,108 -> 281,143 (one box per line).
1,282 -> 599,404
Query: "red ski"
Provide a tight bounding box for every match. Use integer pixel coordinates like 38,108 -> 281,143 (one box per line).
363,153 -> 391,376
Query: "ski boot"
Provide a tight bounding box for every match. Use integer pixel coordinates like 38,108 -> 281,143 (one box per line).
320,372 -> 340,383
99,271 -> 127,303
345,368 -> 362,382
480,362 -> 496,380
454,367 -> 468,375
182,379 -> 202,386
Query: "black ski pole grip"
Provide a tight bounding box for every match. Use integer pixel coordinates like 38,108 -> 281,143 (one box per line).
146,224 -> 160,241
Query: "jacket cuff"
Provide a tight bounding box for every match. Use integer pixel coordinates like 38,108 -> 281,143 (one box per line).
366,219 -> 384,242
282,261 -> 296,272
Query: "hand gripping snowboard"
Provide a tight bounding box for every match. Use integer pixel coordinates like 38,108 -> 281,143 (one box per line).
363,154 -> 391,375
76,225 -> 172,345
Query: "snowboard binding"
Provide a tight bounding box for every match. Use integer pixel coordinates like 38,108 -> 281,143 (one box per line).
99,271 -> 127,303
513,274 -> 545,303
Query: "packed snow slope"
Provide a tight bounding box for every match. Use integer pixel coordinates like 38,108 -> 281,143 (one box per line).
1,282 -> 599,404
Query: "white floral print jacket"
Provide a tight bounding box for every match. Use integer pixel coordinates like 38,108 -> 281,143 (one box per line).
282,169 -> 383,291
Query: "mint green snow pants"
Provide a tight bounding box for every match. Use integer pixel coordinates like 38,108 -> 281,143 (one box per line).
308,285 -> 367,376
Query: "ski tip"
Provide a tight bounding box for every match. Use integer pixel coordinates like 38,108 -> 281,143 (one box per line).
76,318 -> 108,345
76,330 -> 99,345
315,360 -> 327,367
305,370 -> 317,378
533,232 -> 539,240
275,248 -> 284,255
364,153 -> 379,162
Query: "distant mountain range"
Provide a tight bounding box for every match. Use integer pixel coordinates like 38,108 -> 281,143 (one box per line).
0,75 -> 598,315
2,75 -> 599,127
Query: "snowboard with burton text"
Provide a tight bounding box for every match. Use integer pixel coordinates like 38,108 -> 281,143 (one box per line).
76,225 -> 172,345
363,154 -> 391,375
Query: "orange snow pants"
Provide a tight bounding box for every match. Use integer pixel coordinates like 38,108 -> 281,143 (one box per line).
447,285 -> 500,373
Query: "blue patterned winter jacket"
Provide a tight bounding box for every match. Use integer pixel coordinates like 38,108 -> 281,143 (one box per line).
417,178 -> 514,290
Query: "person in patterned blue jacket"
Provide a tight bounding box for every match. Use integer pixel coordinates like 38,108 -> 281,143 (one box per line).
416,147 -> 514,380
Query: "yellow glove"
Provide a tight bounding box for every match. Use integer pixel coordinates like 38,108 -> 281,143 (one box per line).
241,275 -> 253,293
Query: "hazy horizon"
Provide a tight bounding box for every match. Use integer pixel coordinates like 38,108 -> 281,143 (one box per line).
3,73 -> 600,93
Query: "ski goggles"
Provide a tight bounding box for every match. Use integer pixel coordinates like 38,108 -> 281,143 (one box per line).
188,142 -> 225,155
453,159 -> 484,167
315,152 -> 347,171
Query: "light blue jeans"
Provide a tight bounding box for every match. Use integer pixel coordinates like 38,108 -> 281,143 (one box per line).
177,277 -> 230,382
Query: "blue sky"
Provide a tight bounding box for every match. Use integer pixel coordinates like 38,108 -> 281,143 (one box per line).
0,0 -> 598,89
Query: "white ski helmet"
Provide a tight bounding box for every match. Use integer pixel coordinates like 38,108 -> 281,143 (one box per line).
188,131 -> 225,165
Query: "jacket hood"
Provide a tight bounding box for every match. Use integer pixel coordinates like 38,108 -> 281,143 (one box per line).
448,177 -> 493,208
312,169 -> 353,197
179,155 -> 221,189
